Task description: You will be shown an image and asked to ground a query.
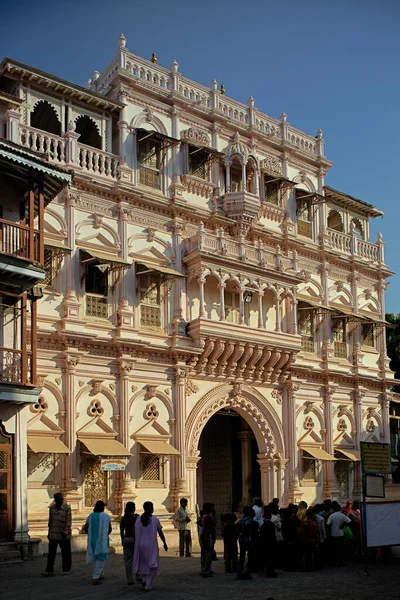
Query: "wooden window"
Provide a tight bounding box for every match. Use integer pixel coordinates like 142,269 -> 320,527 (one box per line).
362,323 -> 375,348
138,134 -> 161,190
189,145 -> 209,180
139,272 -> 162,330
332,317 -> 347,358
85,261 -> 108,319
302,456 -> 317,482
225,290 -> 240,324
296,191 -> 312,238
43,247 -> 56,287
298,305 -> 315,353
264,175 -> 279,206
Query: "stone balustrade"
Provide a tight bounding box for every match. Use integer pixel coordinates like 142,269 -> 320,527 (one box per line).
19,125 -> 66,163
77,143 -> 119,180
326,228 -> 383,263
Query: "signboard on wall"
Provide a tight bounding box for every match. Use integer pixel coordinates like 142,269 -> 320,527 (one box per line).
360,442 -> 391,474
100,458 -> 128,471
365,502 -> 400,547
365,474 -> 385,498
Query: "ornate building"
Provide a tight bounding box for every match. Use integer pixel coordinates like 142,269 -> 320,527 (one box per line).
0,35 -> 394,543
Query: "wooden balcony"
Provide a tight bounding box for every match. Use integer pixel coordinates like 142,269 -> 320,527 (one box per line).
0,347 -> 33,386
0,218 -> 41,264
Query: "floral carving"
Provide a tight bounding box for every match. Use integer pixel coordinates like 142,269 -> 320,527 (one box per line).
131,385 -> 138,393
30,396 -> 48,414
337,418 -> 347,432
144,403 -> 159,420
180,127 -> 211,147
87,399 -> 104,417
186,379 -> 200,396
146,385 -> 158,400
271,389 -> 283,405
260,154 -> 283,175
304,416 -> 314,430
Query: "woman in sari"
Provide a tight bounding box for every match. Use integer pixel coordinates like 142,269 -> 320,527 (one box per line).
83,500 -> 112,585
133,501 -> 168,591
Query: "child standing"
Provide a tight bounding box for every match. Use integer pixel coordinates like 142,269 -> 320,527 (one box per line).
236,506 -> 256,580
221,513 -> 238,573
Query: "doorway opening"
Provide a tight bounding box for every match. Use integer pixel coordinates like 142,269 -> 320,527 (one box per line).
197,410 -> 260,530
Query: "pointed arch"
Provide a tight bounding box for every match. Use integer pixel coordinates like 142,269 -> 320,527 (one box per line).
31,99 -> 61,136
129,388 -> 173,419
75,114 -> 102,149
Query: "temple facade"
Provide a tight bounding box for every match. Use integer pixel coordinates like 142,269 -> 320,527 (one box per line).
0,35 -> 394,543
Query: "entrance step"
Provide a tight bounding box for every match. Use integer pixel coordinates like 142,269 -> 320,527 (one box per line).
0,542 -> 22,563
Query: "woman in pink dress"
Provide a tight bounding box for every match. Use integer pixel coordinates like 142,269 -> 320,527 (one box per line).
133,501 -> 168,591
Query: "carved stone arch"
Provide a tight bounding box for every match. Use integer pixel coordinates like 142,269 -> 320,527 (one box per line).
127,233 -> 175,262
350,217 -> 364,239
75,385 -> 119,416
131,112 -> 168,136
129,388 -> 173,419
75,218 -> 121,248
357,292 -> 381,313
74,113 -> 100,134
292,174 -> 316,193
31,99 -> 62,135
362,409 -> 382,430
43,206 -> 68,237
208,269 -> 222,284
328,285 -> 354,306
295,402 -> 325,433
297,279 -> 324,302
185,384 -> 284,459
41,380 -> 65,413
246,154 -> 259,169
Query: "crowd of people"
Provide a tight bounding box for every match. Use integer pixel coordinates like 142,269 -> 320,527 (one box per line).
196,497 -> 362,579
40,492 -> 362,591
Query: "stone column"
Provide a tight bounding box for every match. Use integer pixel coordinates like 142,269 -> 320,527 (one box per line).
257,456 -> 273,503
239,287 -> 245,325
381,392 -> 390,445
283,382 -> 302,504
198,275 -> 206,318
219,282 -> 226,321
257,290 -> 264,328
62,354 -> 81,510
323,385 -> 337,499
172,221 -> 186,335
185,455 -> 201,539
5,108 -> 20,143
352,388 -> 364,499
237,429 -> 253,507
63,191 -> 82,328
114,360 -> 135,515
275,289 -> 281,332
170,367 -> 187,510
13,405 -> 29,543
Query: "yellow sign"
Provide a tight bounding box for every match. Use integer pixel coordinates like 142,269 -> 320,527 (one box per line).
360,442 -> 391,474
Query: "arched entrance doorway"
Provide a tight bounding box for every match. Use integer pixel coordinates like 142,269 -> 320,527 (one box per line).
197,409 -> 261,524
185,384 -> 287,518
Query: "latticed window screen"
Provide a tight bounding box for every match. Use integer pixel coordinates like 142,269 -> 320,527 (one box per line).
43,247 -> 55,286
302,456 -> 317,481
225,291 -> 240,324
138,138 -> 160,169
140,451 -> 161,481
332,317 -> 347,358
264,177 -> 279,205
83,455 -> 108,508
362,323 -> 375,348
139,272 -> 162,329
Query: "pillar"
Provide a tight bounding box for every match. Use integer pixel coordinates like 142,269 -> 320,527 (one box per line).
198,275 -> 206,318
13,405 -> 29,543
275,289 -> 281,332
352,388 -> 364,499
239,287 -> 245,325
323,385 -> 337,499
219,282 -> 226,321
237,429 -> 253,507
283,382 -> 302,504
114,360 -> 135,515
257,290 -> 264,328
62,354 -> 81,510
170,367 -> 187,510
172,221 -> 186,335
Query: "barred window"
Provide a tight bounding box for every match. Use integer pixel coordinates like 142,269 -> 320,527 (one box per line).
298,304 -> 315,353
43,247 -> 55,286
302,456 -> 317,482
264,175 -> 279,206
140,450 -> 162,481
362,323 -> 375,348
139,272 -> 162,330
189,145 -> 209,180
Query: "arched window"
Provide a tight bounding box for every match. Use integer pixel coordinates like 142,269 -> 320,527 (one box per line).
327,209 -> 344,232
350,218 -> 364,239
229,157 -> 242,192
75,115 -> 102,149
31,100 -> 61,136
245,159 -> 257,194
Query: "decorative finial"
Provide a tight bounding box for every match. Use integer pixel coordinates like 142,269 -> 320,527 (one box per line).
68,120 -> 76,132
377,231 -> 383,241
233,131 -> 240,142
118,34 -> 127,49
316,128 -> 323,140
280,112 -> 287,122
220,84 -> 225,95
248,96 -> 255,108
86,78 -> 92,89
211,79 -> 218,91
171,59 -> 179,72
151,53 -> 157,64
92,70 -> 100,81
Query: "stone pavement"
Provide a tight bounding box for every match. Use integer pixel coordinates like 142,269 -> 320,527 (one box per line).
0,541 -> 398,600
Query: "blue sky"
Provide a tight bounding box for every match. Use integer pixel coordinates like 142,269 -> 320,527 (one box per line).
2,0 -> 399,311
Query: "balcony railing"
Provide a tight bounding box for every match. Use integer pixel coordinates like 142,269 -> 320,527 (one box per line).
297,220 -> 312,239
0,218 -> 40,263
0,348 -> 33,385
77,144 -> 119,179
19,125 -> 65,163
85,293 -> 108,319
326,229 -> 382,263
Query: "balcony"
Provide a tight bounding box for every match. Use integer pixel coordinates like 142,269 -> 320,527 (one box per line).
186,317 -> 301,382
0,348 -> 33,386
326,229 -> 383,264
85,293 -> 108,319
0,218 -> 40,263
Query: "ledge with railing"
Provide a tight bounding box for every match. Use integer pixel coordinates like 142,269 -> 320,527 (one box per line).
0,218 -> 40,263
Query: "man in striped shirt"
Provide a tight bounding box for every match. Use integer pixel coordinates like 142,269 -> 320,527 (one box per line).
42,493 -> 72,576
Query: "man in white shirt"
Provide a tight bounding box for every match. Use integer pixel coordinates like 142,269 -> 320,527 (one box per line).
252,497 -> 263,529
327,502 -> 351,566
174,498 -> 192,557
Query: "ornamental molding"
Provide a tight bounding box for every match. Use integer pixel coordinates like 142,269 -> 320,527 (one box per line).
186,379 -> 200,396
260,154 -> 283,175
180,127 -> 211,147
